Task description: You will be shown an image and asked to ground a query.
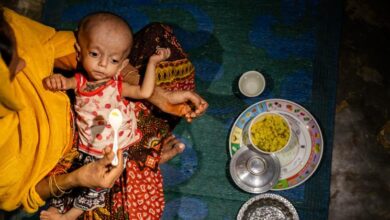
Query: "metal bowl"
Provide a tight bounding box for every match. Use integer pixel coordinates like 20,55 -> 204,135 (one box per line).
229,146 -> 280,193
237,193 -> 299,220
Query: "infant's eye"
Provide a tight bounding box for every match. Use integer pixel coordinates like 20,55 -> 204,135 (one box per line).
89,52 -> 99,57
111,59 -> 119,64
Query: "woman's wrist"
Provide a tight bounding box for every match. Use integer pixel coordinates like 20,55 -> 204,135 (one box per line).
66,166 -> 86,188
47,174 -> 73,198
35,172 -> 76,200
59,170 -> 79,189
147,86 -> 164,104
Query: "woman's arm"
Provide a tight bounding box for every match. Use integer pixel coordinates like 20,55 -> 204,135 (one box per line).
147,87 -> 208,122
35,147 -> 124,200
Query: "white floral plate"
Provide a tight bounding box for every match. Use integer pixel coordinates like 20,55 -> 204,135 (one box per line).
229,99 -> 323,190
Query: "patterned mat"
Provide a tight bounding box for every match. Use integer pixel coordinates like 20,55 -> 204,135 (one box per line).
41,0 -> 342,219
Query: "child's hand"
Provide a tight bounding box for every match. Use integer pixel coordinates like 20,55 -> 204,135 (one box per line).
149,47 -> 171,64
43,74 -> 69,91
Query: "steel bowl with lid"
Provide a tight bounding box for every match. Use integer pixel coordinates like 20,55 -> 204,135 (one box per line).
229,146 -> 280,193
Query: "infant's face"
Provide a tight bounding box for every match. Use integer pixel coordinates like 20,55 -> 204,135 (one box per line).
78,26 -> 130,82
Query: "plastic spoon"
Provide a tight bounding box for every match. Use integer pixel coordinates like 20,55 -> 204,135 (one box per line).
108,108 -> 123,166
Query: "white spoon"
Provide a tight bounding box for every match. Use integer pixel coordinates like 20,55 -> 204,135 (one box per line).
108,108 -> 123,166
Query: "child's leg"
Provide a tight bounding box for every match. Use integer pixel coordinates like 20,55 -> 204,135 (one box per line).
40,206 -> 83,220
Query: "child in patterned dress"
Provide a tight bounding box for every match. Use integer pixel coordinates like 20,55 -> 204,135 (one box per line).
40,12 -> 170,220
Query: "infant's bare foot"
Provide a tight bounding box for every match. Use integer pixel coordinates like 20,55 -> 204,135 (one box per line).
160,135 -> 185,164
40,207 -> 81,220
40,208 -> 62,220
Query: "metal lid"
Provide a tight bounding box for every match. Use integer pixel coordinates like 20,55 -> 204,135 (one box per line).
230,146 -> 280,193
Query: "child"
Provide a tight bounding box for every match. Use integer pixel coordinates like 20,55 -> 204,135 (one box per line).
40,12 -> 170,220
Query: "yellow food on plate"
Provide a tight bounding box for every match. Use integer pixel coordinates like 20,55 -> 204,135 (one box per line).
250,114 -> 290,152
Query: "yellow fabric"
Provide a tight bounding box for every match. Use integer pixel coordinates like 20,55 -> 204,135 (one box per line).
0,8 -> 76,213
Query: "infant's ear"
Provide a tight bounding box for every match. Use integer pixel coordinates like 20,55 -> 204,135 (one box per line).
74,43 -> 81,61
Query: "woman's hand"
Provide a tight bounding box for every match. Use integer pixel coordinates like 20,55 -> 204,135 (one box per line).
148,87 -> 208,122
35,147 -> 124,200
72,147 -> 124,189
167,90 -> 208,122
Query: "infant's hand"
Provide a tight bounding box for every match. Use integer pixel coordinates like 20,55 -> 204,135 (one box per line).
43,74 -> 68,91
149,47 -> 171,64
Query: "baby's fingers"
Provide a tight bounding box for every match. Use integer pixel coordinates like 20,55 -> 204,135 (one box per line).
163,48 -> 171,59
44,77 -> 58,90
53,78 -> 61,89
49,75 -> 66,90
43,78 -> 53,89
163,48 -> 171,58
155,47 -> 171,59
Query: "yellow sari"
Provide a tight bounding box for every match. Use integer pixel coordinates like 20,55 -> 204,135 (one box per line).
0,8 -> 75,213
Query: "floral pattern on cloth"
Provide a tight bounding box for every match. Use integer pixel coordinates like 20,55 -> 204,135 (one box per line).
74,188 -> 108,211
110,161 -> 165,220
74,73 -> 141,158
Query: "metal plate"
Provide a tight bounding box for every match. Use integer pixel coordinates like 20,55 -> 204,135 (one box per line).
229,99 -> 323,190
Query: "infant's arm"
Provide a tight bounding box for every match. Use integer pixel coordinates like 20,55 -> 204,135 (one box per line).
43,74 -> 76,91
121,83 -> 147,99
121,47 -> 171,99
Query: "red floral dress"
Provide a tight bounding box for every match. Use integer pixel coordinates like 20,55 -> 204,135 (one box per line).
74,73 -> 141,158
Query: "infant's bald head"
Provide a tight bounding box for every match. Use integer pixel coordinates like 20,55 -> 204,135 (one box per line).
77,12 -> 133,57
